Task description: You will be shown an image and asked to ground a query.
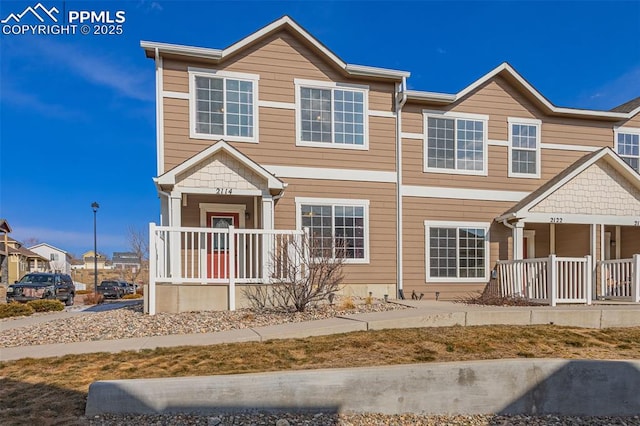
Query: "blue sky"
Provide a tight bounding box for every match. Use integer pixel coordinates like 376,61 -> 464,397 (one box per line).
1,0 -> 639,258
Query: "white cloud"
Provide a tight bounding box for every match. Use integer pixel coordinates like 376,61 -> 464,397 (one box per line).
578,65 -> 640,110
12,226 -> 127,256
0,86 -> 86,119
26,39 -> 154,102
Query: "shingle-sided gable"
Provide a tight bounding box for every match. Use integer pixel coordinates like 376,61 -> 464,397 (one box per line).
530,160 -> 640,216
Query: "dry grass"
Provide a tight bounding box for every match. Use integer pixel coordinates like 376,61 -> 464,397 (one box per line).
1,325 -> 639,425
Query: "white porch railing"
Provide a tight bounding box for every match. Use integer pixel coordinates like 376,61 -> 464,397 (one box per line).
598,255 -> 640,302
496,255 -> 592,306
148,223 -> 305,314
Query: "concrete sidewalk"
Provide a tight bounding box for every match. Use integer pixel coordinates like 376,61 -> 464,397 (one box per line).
1,301 -> 638,361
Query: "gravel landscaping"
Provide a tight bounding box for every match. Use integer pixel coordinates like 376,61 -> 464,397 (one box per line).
0,297 -> 406,348
88,413 -> 640,425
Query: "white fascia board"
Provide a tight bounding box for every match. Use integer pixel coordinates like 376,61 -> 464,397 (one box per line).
345,63 -> 410,79
521,213 -> 640,226
141,41 -> 222,60
402,185 -> 528,202
405,90 -> 456,103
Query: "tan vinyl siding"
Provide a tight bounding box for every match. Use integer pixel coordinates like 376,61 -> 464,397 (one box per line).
273,178 -> 397,287
620,227 -> 640,258
554,224 -> 591,257
402,197 -> 514,300
401,75 -> 614,192
618,113 -> 640,129
526,223 -> 551,258
160,30 -> 397,173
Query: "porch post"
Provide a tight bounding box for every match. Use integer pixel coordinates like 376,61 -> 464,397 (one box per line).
513,222 -> 524,260
633,254 -> 640,303
169,193 -> 182,278
261,194 -> 274,283
148,222 -> 157,315
228,225 -> 236,311
590,223 -> 597,301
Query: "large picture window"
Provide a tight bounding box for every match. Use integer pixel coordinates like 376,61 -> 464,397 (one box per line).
509,118 -> 541,178
296,80 -> 368,149
424,112 -> 488,175
425,221 -> 489,282
189,68 -> 259,142
615,128 -> 640,172
296,198 -> 369,263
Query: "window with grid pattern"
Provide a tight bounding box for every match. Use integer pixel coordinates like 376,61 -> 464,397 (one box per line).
427,225 -> 487,280
301,204 -> 366,260
617,132 -> 640,172
300,86 -> 366,146
426,117 -> 485,172
510,122 -> 540,176
195,76 -> 254,138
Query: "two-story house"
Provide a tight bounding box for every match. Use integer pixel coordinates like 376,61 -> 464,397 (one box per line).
142,16 -> 640,313
28,243 -> 72,274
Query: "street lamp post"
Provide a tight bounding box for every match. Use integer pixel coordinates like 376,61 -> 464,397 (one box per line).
92,202 -> 99,293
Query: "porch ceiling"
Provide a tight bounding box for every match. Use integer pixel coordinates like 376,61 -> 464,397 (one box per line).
155,140 -> 285,195
497,147 -> 640,225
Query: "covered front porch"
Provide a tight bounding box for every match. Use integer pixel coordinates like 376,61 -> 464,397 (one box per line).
149,140 -> 301,314
495,148 -> 640,305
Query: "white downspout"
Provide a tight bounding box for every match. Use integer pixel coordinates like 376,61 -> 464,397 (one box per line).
396,77 -> 408,299
155,47 -> 164,176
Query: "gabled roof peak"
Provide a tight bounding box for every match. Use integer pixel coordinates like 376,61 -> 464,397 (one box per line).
141,15 -> 409,80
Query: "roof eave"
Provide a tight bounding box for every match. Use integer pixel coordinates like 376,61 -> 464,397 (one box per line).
141,41 -> 223,60
406,89 -> 456,103
345,64 -> 410,80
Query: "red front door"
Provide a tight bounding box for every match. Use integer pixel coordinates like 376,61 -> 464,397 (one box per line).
207,212 -> 239,279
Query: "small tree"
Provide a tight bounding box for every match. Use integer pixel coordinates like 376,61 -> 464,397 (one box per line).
125,226 -> 149,284
245,233 -> 345,312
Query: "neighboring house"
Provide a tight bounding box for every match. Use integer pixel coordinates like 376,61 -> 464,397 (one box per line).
1,237 -> 49,284
70,258 -> 85,270
0,219 -> 11,285
112,252 -> 141,272
28,243 -> 72,274
82,250 -> 107,270
141,16 -> 640,313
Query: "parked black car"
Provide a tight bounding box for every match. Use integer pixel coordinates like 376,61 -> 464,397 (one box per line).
6,273 -> 75,306
97,280 -> 126,299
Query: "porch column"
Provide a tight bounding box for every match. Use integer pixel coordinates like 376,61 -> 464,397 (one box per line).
169,193 -> 182,278
261,194 -> 274,230
513,222 -> 524,260
261,194 -> 274,283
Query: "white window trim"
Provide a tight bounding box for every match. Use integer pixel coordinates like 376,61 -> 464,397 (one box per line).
188,67 -> 260,143
424,220 -> 490,283
614,126 -> 640,172
423,110 -> 489,176
294,79 -> 369,151
508,117 -> 542,179
295,197 -> 370,264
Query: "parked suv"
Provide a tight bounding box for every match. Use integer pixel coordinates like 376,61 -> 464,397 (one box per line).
97,280 -> 126,299
6,273 -> 75,306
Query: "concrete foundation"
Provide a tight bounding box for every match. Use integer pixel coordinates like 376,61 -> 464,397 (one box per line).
86,359 -> 640,417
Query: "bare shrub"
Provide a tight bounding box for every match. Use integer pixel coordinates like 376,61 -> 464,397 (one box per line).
83,292 -> 104,305
244,234 -> 345,312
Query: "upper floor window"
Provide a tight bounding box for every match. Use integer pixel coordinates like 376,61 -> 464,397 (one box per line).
50,253 -> 59,261
189,68 -> 259,143
615,127 -> 640,172
508,118 -> 541,178
295,79 -> 368,150
296,197 -> 369,263
424,111 -> 488,175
